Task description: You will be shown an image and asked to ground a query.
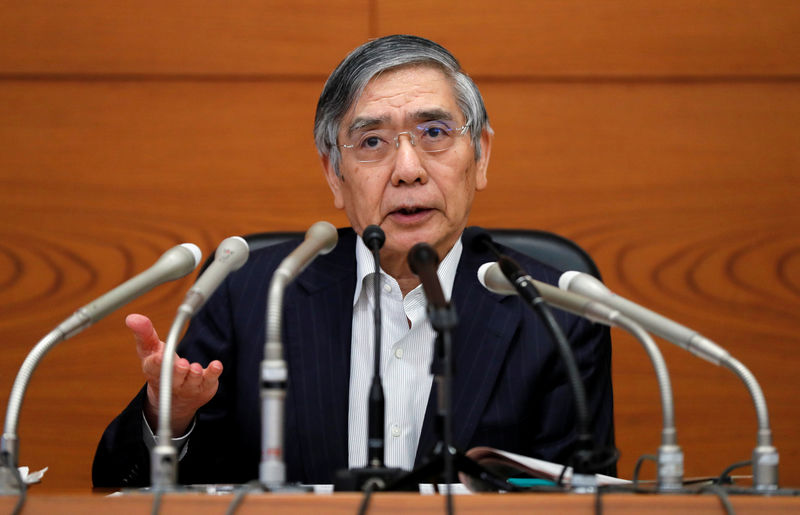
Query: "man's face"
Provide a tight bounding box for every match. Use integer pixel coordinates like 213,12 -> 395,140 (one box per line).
322,65 -> 491,265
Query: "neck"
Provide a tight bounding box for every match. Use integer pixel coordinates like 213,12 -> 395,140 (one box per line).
380,251 -> 420,297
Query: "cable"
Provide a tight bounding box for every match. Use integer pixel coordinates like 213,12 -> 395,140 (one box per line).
225,480 -> 261,515
3,451 -> 27,515
150,487 -> 163,515
357,479 -> 379,515
699,484 -> 736,515
632,454 -> 657,488
718,460 -> 751,486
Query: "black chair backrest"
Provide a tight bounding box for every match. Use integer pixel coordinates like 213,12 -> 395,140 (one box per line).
200,228 -> 601,280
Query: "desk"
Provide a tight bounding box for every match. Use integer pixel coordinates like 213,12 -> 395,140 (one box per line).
2,492 -> 799,514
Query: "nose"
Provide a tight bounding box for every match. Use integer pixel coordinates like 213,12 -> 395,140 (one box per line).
390,133 -> 428,186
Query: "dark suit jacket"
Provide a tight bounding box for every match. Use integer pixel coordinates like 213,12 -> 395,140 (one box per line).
92,227 -> 614,487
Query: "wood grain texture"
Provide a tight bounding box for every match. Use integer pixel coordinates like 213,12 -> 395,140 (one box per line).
0,0 -> 369,75
1,0 -> 799,494
375,0 -> 800,77
2,492 -> 800,514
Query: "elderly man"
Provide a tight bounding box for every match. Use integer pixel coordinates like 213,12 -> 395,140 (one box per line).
93,35 -> 614,487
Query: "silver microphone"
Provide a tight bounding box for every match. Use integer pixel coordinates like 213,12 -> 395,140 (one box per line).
261,221 -> 338,489
1,243 -> 202,492
179,236 -> 249,316
559,270 -> 779,491
60,243 -> 202,338
152,236 -> 249,490
479,262 -> 622,325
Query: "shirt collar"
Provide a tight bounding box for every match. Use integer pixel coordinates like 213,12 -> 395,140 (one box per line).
353,234 -> 463,305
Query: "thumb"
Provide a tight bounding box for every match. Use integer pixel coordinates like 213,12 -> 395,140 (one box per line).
126,313 -> 163,359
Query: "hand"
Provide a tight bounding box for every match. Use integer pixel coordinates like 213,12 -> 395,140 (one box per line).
127,313 -> 223,435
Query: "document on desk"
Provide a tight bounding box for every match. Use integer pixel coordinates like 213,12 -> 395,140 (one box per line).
462,447 -> 630,490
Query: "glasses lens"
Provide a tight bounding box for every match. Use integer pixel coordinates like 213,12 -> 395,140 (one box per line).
350,130 -> 392,163
416,121 -> 458,153
343,121 -> 465,164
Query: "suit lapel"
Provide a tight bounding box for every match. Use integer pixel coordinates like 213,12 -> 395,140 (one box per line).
283,229 -> 356,483
414,241 -> 521,463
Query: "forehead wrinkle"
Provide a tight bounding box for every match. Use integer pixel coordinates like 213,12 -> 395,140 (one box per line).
348,108 -> 459,137
409,108 -> 457,123
347,115 -> 391,136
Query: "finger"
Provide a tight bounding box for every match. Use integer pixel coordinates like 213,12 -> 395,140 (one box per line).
181,363 -> 204,392
197,361 -> 223,394
172,358 -> 191,390
205,360 -> 224,381
142,352 -> 164,383
126,314 -> 163,359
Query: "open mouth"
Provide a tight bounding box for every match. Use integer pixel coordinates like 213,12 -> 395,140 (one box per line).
396,206 -> 426,215
389,206 -> 433,221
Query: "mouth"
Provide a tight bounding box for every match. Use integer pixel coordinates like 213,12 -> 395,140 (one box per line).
387,205 -> 434,222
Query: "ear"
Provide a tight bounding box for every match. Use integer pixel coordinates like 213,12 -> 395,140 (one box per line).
321,154 -> 346,210
474,128 -> 493,191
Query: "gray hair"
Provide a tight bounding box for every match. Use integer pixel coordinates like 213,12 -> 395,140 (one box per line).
314,34 -> 491,176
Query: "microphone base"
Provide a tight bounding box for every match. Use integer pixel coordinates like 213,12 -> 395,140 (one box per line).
333,466 -> 409,492
0,466 -> 22,495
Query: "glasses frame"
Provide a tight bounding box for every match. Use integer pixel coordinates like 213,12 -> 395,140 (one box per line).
340,122 -> 469,165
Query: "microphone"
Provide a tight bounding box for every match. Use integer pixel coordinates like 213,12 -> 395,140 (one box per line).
559,272 -> 730,365
179,237 -> 249,316
152,237 -> 249,489
335,225 -> 406,491
1,243 -> 203,492
63,243 -> 203,338
466,228 -> 602,482
362,225 -> 387,468
478,262 -> 684,490
261,221 -> 338,489
407,243 -> 447,309
406,242 -> 459,504
559,271 -> 779,491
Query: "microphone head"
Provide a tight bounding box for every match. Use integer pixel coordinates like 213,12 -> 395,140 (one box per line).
407,242 -> 439,275
362,224 -> 385,251
215,236 -> 250,271
558,270 -> 581,291
558,270 -> 612,297
477,262 -> 516,296
477,262 -> 493,287
305,220 -> 338,255
154,243 -> 204,282
180,243 -> 203,268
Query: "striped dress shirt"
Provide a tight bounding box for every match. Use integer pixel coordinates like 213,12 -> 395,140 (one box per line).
347,236 -> 462,470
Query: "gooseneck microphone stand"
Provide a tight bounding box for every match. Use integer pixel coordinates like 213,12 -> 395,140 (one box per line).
334,225 -> 404,492
387,243 -> 515,511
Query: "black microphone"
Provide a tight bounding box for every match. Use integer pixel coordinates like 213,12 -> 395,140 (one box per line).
362,225 -> 387,468
334,226 -> 405,492
407,243 -> 447,309
407,242 -> 457,499
465,227 -> 604,482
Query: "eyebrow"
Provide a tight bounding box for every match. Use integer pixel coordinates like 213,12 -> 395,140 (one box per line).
346,108 -> 458,136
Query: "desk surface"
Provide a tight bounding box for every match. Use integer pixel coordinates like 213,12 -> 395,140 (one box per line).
2,491 -> 799,514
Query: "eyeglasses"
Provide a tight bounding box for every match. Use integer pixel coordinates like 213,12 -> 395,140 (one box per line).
340,121 -> 469,165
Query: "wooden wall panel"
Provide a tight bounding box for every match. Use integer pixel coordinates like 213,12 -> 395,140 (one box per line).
376,0 -> 800,77
2,78 -> 798,490
0,0 -> 369,75
0,80 -> 348,491
1,0 -> 799,494
469,81 -> 800,480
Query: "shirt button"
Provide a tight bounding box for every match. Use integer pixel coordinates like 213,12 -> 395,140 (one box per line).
383,283 -> 392,293
394,348 -> 403,359
390,424 -> 401,437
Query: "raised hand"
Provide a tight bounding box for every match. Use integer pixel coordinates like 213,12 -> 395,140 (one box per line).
127,313 -> 223,435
